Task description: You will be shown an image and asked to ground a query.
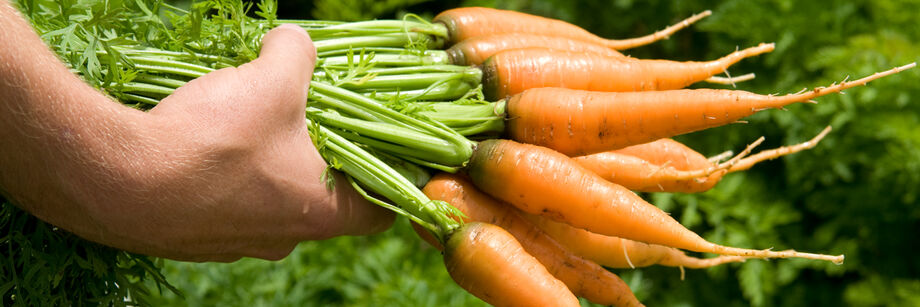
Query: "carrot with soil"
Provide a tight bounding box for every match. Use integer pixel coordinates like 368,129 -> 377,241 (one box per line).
423,173 -> 644,307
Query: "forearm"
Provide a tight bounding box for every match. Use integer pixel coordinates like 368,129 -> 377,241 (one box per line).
1,1 -> 392,260
0,1 -> 149,239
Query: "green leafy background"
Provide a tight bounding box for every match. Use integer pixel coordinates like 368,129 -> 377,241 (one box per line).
4,0 -> 919,306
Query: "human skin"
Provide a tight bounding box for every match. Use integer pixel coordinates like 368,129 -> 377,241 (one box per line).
0,1 -> 393,262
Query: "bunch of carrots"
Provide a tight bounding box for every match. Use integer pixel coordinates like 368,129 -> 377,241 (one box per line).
22,1 -> 915,306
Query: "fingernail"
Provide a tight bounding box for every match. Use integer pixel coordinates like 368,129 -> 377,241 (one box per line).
275,23 -> 311,41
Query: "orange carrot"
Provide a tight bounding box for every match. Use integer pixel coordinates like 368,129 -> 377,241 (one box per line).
424,173 -> 644,307
445,34 -> 756,87
443,222 -> 580,307
504,63 -> 914,156
434,7 -> 711,49
466,138 -> 844,263
576,127 -> 831,192
482,44 -> 774,99
574,138 -> 754,193
522,212 -> 747,270
446,33 -> 626,66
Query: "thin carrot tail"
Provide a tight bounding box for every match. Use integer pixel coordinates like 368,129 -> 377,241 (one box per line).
728,126 -> 832,173
650,136 -> 764,182
658,251 -> 748,269
650,44 -> 773,91
605,10 -> 712,50
708,150 -> 734,163
705,72 -> 756,87
698,242 -> 845,264
636,127 -> 830,185
765,63 -> 917,108
703,43 -> 774,77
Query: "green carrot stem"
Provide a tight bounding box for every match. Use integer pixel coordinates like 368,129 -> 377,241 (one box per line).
364,64 -> 472,76
306,20 -> 449,40
314,32 -> 435,53
117,82 -> 175,97
311,82 -> 474,166
310,109 -> 458,159
372,151 -> 433,188
131,63 -> 207,79
129,57 -> 215,75
311,85 -> 419,133
311,28 -> 425,39
113,48 -> 237,67
323,141 -> 440,233
368,79 -> 474,102
318,51 -> 449,68
387,152 -> 462,174
118,93 -> 161,105
420,116 -> 504,129
312,82 -> 426,131
316,124 -> 459,239
317,47 -> 434,58
315,64 -> 471,80
416,101 -> 503,125
309,92 -> 385,123
449,122 -> 507,137
132,74 -> 188,89
425,116 -> 500,126
327,126 -> 459,173
324,124 -> 455,173
343,175 -> 438,232
274,19 -> 346,28
339,71 -> 475,92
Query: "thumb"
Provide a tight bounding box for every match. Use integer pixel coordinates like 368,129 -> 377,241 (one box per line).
151,24 -> 317,119
239,24 -> 318,116
251,24 -> 317,88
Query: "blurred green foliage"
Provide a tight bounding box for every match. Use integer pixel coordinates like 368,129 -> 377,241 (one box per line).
1,200 -> 176,306
150,0 -> 918,306
147,218 -> 488,306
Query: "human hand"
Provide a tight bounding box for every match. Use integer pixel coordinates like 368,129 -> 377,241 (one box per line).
103,25 -> 394,261
0,14 -> 394,262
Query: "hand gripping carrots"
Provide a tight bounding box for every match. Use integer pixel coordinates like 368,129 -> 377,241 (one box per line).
43,2 -> 917,306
